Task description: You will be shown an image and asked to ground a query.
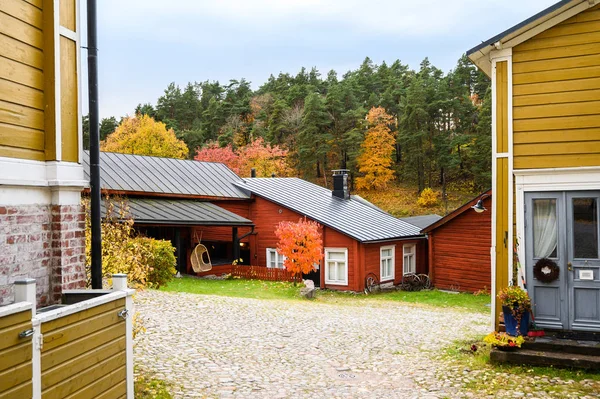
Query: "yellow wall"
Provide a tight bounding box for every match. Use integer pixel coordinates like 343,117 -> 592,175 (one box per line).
494,61 -> 510,325
0,0 -> 80,162
40,299 -> 127,399
0,0 -> 46,161
513,4 -> 600,169
0,309 -> 33,398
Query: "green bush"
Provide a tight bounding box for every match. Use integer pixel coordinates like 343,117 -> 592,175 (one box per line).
84,197 -> 176,288
141,237 -> 177,288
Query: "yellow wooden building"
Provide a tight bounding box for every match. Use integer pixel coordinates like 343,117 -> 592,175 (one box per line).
0,0 -> 87,305
468,0 -> 600,332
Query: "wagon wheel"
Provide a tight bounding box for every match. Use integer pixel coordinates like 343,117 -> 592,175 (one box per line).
400,273 -> 421,291
417,274 -> 431,290
364,273 -> 380,294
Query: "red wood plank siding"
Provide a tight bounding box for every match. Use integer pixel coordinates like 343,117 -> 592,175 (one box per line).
429,197 -> 491,293
363,239 -> 428,288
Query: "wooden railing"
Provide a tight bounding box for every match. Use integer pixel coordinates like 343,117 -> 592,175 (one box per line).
0,275 -> 134,398
231,265 -> 297,282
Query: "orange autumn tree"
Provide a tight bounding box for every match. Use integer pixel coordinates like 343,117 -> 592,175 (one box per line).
275,218 -> 323,284
355,107 -> 397,190
194,138 -> 294,177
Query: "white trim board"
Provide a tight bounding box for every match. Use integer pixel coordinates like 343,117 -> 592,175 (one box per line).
0,157 -> 87,188
324,247 -> 348,286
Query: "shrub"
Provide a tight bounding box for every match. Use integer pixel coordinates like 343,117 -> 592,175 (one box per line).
417,188 -> 438,207
141,237 -> 177,288
84,197 -> 176,288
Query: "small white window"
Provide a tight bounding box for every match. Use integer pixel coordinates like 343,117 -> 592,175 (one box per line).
380,245 -> 395,281
325,248 -> 348,285
266,248 -> 285,269
403,244 -> 416,275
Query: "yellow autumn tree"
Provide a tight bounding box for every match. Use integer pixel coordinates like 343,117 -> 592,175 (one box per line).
355,107 -> 397,190
101,114 -> 188,159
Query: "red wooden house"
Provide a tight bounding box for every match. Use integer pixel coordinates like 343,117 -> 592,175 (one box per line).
421,190 -> 492,293
85,152 -> 428,292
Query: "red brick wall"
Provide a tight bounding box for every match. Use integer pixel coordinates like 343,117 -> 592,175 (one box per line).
0,204 -> 86,306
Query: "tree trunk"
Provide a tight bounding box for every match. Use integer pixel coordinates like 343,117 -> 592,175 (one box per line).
316,160 -> 321,178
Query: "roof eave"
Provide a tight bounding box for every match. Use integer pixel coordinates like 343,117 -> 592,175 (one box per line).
467,0 -> 587,77
132,220 -> 254,227
361,235 -> 426,244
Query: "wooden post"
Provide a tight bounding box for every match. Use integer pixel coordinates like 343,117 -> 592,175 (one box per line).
14,278 -> 36,316
112,274 -> 128,291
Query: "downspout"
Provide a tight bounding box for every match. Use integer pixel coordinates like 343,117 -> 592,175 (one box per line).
87,0 -> 102,289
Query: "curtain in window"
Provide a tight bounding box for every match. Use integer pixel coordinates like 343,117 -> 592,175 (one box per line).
533,199 -> 558,258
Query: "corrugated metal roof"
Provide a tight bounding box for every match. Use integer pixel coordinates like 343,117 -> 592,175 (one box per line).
102,198 -> 253,226
400,215 -> 442,230
234,178 -> 423,242
83,151 -> 249,199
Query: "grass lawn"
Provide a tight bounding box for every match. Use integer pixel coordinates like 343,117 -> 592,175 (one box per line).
160,276 -> 490,313
442,339 -> 600,396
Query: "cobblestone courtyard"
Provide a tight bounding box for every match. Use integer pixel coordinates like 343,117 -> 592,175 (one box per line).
134,290 -> 492,398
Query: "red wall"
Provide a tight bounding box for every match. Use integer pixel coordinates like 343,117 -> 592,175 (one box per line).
429,197 -> 491,293
363,239 -> 428,288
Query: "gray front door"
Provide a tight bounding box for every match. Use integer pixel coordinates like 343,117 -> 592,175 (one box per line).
525,191 -> 600,332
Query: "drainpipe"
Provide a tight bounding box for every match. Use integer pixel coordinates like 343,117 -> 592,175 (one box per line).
87,0 -> 102,289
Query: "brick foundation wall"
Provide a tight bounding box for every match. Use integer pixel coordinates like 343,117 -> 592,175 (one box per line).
0,204 -> 86,306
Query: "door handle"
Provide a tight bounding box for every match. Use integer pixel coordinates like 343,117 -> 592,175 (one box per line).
567,262 -> 573,271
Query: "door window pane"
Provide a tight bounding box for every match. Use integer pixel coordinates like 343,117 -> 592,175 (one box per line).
533,199 -> 558,258
573,198 -> 598,259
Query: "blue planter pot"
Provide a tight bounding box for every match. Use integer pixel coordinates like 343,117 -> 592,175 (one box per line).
502,306 -> 530,336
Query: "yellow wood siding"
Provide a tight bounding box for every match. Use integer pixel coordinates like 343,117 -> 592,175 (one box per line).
1,0 -> 80,162
494,59 -> 510,326
60,35 -> 78,162
0,0 -> 45,160
513,4 -> 600,169
41,299 -> 127,399
0,309 -> 33,399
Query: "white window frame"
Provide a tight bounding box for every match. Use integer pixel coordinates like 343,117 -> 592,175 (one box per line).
266,248 -> 285,269
380,245 -> 395,282
403,244 -> 416,275
324,247 -> 348,286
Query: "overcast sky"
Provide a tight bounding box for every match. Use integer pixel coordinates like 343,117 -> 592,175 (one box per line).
82,0 -> 558,119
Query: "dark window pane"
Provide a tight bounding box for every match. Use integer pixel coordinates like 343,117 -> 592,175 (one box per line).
573,198 -> 598,259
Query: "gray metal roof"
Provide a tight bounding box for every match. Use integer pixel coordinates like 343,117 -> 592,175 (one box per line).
234,178 -> 423,242
102,198 -> 252,226
466,0 -> 573,57
400,215 -> 442,230
83,151 -> 249,199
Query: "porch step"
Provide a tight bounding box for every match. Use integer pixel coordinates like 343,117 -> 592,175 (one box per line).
522,337 -> 600,357
490,348 -> 600,370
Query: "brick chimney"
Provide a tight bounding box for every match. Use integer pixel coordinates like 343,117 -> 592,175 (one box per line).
332,169 -> 350,199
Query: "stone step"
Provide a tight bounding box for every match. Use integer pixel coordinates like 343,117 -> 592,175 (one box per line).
522,337 -> 600,356
490,348 -> 600,370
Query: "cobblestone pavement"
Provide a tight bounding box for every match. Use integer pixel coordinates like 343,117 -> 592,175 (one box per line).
135,290 -> 491,398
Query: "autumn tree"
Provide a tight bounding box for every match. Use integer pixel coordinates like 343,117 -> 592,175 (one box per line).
237,138 -> 294,177
355,107 -> 396,190
275,218 -> 323,284
194,142 -> 240,174
101,114 -> 189,159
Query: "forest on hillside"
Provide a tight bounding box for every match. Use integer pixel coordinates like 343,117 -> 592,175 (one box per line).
86,55 -> 492,194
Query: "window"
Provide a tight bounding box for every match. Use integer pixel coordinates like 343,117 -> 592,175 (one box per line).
403,244 -> 416,275
380,245 -> 395,281
266,248 -> 285,269
325,248 -> 348,285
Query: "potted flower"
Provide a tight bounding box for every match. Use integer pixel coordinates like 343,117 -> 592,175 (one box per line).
498,286 -> 531,336
484,331 -> 525,351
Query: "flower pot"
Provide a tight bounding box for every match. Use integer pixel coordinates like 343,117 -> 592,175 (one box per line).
502,306 -> 530,336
